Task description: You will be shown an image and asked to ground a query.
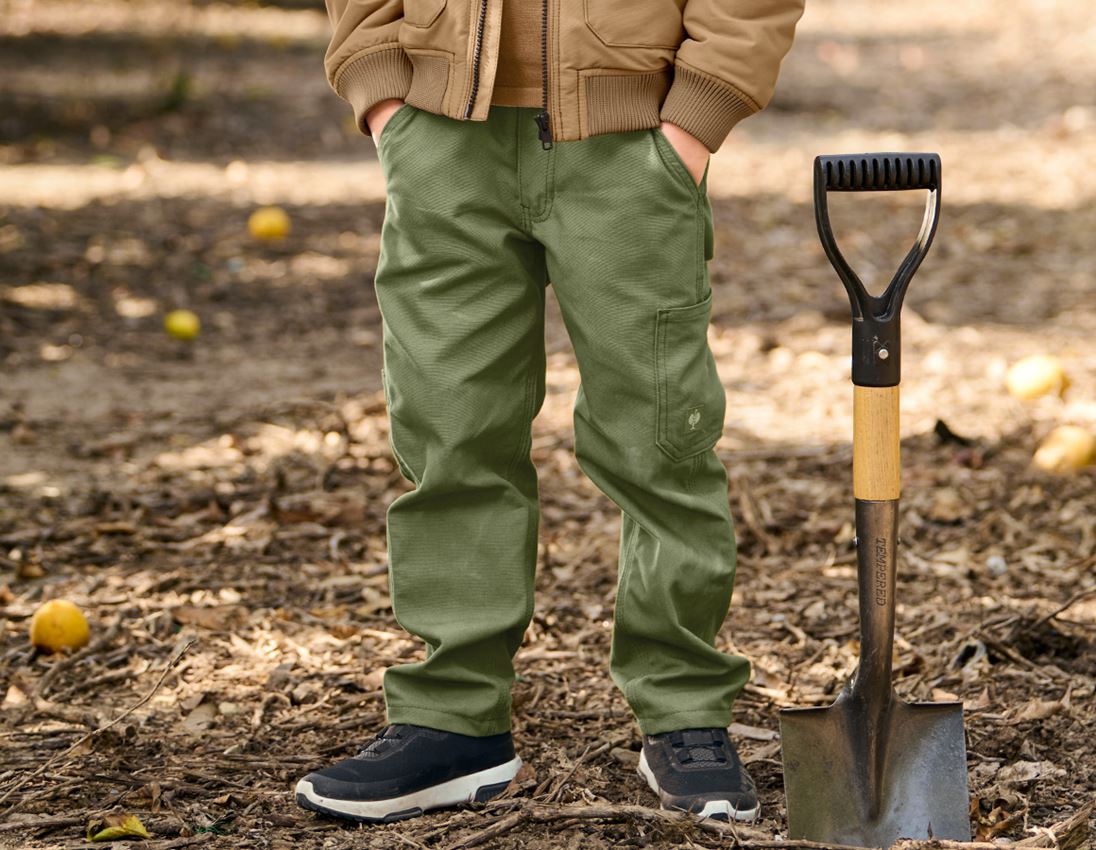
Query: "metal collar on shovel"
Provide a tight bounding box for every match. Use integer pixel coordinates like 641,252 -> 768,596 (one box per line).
779,153 -> 971,848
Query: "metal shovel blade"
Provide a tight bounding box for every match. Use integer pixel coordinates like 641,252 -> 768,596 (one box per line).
780,692 -> 971,847
779,501 -> 971,847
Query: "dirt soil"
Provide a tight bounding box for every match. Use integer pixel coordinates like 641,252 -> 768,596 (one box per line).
1,0 -> 1094,848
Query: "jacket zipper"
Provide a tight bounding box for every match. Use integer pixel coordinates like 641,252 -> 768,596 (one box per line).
534,0 -> 553,148
463,0 -> 489,119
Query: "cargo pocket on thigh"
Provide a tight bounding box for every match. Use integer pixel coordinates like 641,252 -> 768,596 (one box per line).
654,291 -> 725,462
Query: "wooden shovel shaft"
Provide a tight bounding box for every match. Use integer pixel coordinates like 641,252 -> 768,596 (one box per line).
853,385 -> 901,501
851,384 -> 901,702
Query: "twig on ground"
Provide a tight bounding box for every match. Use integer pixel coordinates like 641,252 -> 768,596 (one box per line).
35,620 -> 123,699
540,735 -> 629,804
0,638 -> 195,815
444,807 -> 530,850
0,814 -> 85,834
1016,796 -> 1095,850
389,831 -> 431,850
1021,583 -> 1096,635
976,631 -> 1062,682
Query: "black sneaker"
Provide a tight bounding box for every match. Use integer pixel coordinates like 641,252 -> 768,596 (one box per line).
295,724 -> 521,823
638,727 -> 760,821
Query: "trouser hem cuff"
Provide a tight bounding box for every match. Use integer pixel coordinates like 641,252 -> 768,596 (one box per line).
635,709 -> 733,736
387,704 -> 512,737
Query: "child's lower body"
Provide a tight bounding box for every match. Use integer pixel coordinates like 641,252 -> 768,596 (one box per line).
296,103 -> 755,824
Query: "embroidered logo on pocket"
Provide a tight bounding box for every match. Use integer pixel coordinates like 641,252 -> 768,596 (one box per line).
687,406 -> 702,431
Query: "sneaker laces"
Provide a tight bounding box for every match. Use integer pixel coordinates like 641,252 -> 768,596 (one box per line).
355,725 -> 406,759
668,728 -> 730,765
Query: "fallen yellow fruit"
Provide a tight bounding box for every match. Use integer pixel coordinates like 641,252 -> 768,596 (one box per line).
1006,354 -> 1070,400
1033,425 -> 1096,473
164,309 -> 201,341
87,814 -> 151,842
248,205 -> 291,241
30,599 -> 90,653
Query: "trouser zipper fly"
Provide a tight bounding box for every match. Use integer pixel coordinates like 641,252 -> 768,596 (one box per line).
534,0 -> 553,148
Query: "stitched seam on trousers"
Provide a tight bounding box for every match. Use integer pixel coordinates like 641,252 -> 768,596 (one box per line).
682,452 -> 702,493
695,191 -> 704,302
515,111 -> 531,229
524,146 -> 557,224
386,412 -> 422,487
503,368 -> 537,483
385,499 -> 408,637
382,367 -> 422,486
478,607 -> 519,721
514,118 -> 544,222
515,139 -> 530,232
654,310 -> 668,457
615,514 -> 643,710
511,367 -> 545,657
515,487 -> 539,678
489,685 -> 513,721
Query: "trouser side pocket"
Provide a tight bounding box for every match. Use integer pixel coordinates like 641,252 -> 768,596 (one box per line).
654,291 -> 725,462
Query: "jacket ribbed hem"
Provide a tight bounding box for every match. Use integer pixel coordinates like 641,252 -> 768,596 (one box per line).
659,62 -> 759,153
336,52 -> 759,149
582,69 -> 672,136
335,46 -> 415,138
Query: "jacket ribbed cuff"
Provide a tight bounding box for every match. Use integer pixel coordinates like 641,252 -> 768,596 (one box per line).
659,62 -> 759,153
335,47 -> 415,138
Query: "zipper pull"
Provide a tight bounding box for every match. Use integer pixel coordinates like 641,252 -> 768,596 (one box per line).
534,111 -> 553,150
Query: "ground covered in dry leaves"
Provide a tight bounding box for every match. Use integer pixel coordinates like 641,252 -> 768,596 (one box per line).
1,0 -> 1094,848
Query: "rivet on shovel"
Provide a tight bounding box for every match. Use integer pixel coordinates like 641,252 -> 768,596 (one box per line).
779,153 -> 971,848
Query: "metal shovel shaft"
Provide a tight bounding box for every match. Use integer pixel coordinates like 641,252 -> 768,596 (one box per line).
848,497 -> 900,818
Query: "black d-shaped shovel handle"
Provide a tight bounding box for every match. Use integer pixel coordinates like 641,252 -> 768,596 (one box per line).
815,153 -> 942,387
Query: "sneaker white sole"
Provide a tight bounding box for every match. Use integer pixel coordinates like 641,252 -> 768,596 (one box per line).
295,756 -> 522,823
638,750 -> 760,822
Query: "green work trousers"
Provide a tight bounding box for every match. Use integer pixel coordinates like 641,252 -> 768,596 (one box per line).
373,103 -> 749,736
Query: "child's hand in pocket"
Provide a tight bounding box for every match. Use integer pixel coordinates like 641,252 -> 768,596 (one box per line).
658,121 -> 710,186
366,99 -> 407,143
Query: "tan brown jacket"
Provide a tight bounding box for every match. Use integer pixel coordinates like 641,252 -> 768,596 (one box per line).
323,0 -> 805,153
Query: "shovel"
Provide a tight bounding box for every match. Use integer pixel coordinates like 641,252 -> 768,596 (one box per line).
779,153 -> 971,848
